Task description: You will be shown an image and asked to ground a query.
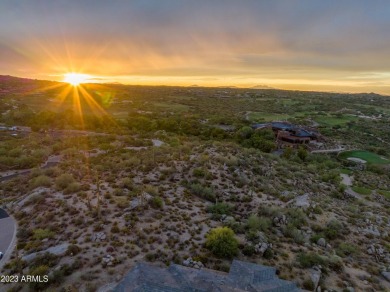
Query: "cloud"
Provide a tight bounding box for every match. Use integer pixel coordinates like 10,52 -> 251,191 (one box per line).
1,1 -> 390,93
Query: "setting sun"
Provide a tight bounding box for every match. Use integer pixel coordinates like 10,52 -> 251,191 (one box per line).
63,73 -> 91,86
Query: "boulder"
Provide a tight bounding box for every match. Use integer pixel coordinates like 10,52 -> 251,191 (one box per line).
182,257 -> 204,269
102,254 -> 115,266
309,267 -> 321,290
273,215 -> 287,227
92,232 -> 107,242
317,238 -> 327,248
382,271 -> 390,282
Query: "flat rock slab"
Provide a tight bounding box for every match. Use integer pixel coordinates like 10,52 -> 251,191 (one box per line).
22,243 -> 69,262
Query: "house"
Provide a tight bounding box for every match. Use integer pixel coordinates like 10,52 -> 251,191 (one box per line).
252,121 -> 320,148
114,260 -> 299,291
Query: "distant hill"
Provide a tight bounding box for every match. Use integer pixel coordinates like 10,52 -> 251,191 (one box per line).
250,84 -> 276,89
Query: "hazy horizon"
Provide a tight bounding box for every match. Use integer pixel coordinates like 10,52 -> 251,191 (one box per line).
1,1 -> 390,94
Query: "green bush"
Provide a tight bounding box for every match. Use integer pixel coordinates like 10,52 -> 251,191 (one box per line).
263,248 -> 274,259
242,245 -> 255,256
246,215 -> 271,232
286,208 -> 307,228
33,228 -> 54,240
64,182 -> 81,194
336,243 -> 358,257
205,227 -> 238,258
31,175 -> 52,188
55,173 -> 75,190
188,183 -> 215,202
120,178 -> 134,190
150,196 -> 164,209
208,203 -> 233,216
324,219 -> 343,240
297,252 -> 325,268
193,168 -> 207,177
66,244 -> 81,256
29,265 -> 50,290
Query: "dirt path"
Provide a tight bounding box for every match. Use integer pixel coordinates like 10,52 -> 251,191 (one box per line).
340,174 -> 353,186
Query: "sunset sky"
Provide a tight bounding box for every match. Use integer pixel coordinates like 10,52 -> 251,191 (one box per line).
1,0 -> 390,94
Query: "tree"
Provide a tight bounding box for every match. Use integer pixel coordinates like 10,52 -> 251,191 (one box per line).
236,126 -> 253,140
205,227 -> 238,258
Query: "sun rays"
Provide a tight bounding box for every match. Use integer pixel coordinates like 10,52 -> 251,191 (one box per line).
26,76 -> 119,131
63,73 -> 91,86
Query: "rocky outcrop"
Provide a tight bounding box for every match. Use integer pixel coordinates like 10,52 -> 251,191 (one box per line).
273,215 -> 287,227
367,244 -> 386,261
182,257 -> 204,269
102,254 -> 115,267
254,242 -> 272,255
22,243 -> 69,262
309,266 -> 322,291
92,232 -> 107,242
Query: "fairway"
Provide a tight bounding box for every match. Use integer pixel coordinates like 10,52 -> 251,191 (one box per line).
339,150 -> 390,165
248,112 -> 292,122
315,114 -> 358,126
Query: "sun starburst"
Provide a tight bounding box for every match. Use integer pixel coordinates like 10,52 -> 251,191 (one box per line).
63,73 -> 91,86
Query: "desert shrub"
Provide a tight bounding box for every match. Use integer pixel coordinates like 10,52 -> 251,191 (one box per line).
188,183 -> 215,202
208,202 -> 233,217
193,168 -> 206,177
258,206 -> 280,217
31,253 -> 59,269
324,219 -> 343,240
145,253 -> 156,262
205,227 -> 238,258
33,228 -> 54,240
29,265 -> 50,290
55,174 -> 75,190
263,248 -> 274,259
246,214 -> 271,232
284,226 -> 305,244
242,245 -> 255,256
120,178 -> 134,190
297,147 -> 308,161
286,208 -> 307,228
224,219 -> 243,233
327,255 -> 343,272
17,228 -> 33,241
302,278 -> 315,290
245,230 -> 260,242
336,243 -> 358,257
66,245 -> 81,256
111,222 -> 120,233
145,185 -> 158,196
31,175 -> 52,188
310,233 -> 325,243
297,252 -> 325,268
150,196 -> 164,209
64,182 -> 81,194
